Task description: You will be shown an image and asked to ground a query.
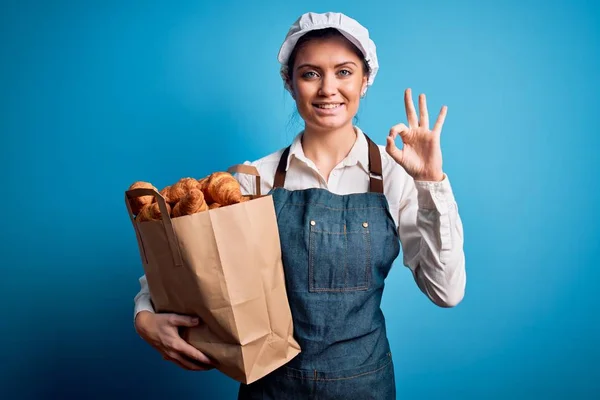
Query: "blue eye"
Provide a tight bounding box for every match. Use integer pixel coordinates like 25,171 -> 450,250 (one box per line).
302,71 -> 318,79
338,69 -> 352,76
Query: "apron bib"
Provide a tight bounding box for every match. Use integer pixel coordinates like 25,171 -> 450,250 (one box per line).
238,134 -> 400,399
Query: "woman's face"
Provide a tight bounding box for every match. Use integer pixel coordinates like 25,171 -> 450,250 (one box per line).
290,36 -> 368,133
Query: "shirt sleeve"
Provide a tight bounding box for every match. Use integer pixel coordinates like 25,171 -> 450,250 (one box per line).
132,163 -> 255,324
133,274 -> 154,323
397,173 -> 466,307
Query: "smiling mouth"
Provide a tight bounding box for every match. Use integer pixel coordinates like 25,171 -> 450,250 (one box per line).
313,103 -> 343,109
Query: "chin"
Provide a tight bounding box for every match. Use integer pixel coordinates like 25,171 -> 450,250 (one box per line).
307,116 -> 353,131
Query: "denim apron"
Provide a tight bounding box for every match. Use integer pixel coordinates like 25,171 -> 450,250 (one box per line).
238,134 -> 400,399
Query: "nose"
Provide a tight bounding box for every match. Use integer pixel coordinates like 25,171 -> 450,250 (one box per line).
318,73 -> 337,96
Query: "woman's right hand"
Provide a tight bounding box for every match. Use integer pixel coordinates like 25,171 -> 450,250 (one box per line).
135,310 -> 216,371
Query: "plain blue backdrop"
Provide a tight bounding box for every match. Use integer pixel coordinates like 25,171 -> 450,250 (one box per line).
1,0 -> 598,399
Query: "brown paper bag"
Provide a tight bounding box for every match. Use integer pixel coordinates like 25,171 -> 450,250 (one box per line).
124,165 -> 301,384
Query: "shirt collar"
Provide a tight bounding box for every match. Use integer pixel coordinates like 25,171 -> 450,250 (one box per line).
285,126 -> 371,174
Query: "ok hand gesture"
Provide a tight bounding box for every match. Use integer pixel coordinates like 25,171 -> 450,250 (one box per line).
385,88 -> 447,182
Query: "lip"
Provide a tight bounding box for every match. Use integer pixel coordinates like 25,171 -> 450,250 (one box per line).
312,103 -> 345,115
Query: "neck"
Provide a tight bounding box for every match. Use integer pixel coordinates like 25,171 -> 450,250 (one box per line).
301,123 -> 358,168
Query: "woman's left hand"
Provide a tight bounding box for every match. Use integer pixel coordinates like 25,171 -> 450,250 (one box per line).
385,88 -> 447,182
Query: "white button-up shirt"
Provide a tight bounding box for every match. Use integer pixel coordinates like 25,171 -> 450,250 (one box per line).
133,127 -> 466,318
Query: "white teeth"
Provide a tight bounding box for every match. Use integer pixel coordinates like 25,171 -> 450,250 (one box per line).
315,103 -> 342,109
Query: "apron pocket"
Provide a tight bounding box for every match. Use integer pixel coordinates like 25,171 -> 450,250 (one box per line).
308,219 -> 372,292
315,352 -> 395,400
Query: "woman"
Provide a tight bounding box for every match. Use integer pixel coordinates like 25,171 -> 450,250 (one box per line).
133,11 -> 466,399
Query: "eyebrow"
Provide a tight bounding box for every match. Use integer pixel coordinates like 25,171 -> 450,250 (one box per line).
295,61 -> 358,70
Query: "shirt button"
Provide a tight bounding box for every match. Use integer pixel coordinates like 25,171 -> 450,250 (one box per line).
310,220 -> 316,226
362,222 -> 369,228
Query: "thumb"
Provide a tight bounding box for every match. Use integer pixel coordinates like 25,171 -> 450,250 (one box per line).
386,135 -> 404,166
169,314 -> 200,327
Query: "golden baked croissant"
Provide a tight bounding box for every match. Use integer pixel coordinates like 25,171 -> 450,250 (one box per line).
197,176 -> 213,204
206,172 -> 242,206
165,177 -> 200,204
159,186 -> 172,204
206,196 -> 249,210
128,181 -> 157,215
172,188 -> 209,217
129,170 -> 250,220
137,201 -> 171,222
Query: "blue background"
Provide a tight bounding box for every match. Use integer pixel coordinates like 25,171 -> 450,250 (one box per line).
1,0 -> 598,398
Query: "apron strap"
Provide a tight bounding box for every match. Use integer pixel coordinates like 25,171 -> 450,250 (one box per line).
364,133 -> 384,193
272,132 -> 384,193
273,146 -> 290,189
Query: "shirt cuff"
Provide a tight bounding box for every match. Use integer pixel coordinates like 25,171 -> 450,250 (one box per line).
414,173 -> 456,212
133,295 -> 155,322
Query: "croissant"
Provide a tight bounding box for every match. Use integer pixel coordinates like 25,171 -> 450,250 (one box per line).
208,196 -> 249,210
206,172 -> 242,206
159,186 -> 172,204
137,201 -> 171,222
166,178 -> 201,204
128,181 -> 157,215
172,188 -> 209,217
198,176 -> 209,187
197,176 -> 213,204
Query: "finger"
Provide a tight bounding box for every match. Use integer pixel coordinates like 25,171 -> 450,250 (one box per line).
173,339 -> 216,366
404,88 -> 419,128
432,105 -> 448,133
181,353 -> 216,370
385,135 -> 404,165
389,123 -> 409,136
164,354 -> 196,370
168,314 -> 199,327
389,123 -> 410,142
419,93 -> 429,129
165,352 -> 211,371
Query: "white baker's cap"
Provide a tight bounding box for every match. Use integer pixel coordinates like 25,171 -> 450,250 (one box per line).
277,12 -> 379,93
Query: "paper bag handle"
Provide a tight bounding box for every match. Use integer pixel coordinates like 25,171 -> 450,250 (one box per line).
124,188 -> 184,267
227,164 -> 262,196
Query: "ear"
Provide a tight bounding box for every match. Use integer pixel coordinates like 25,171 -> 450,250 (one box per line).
281,68 -> 295,98
287,80 -> 296,99
360,76 -> 368,97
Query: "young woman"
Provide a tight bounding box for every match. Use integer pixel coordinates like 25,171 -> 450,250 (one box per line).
133,11 -> 466,399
